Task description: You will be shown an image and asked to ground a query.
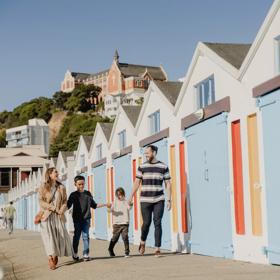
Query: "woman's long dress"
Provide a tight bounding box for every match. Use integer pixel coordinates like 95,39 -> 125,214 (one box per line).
40,186 -> 72,257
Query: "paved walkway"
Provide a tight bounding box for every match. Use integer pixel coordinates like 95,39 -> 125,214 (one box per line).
1,230 -> 280,280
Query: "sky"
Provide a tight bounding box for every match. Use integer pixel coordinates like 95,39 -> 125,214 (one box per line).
0,0 -> 274,112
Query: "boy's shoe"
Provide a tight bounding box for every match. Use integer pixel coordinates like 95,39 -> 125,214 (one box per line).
108,248 -> 115,257
83,254 -> 91,262
72,253 -> 79,261
124,253 -> 130,258
155,250 -> 161,258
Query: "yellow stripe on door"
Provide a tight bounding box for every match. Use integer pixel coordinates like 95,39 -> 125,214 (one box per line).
247,114 -> 263,236
170,145 -> 178,233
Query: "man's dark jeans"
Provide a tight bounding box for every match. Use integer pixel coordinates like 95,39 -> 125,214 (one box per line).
140,200 -> 164,247
73,219 -> 90,255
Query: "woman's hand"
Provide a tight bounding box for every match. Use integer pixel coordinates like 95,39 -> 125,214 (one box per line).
49,205 -> 56,212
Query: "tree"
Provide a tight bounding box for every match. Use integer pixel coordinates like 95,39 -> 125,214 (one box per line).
65,84 -> 102,112
53,91 -> 72,110
49,112 -> 110,157
0,130 -> 6,147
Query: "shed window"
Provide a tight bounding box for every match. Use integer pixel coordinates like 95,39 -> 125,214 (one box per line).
195,75 -> 215,109
275,35 -> 280,74
149,110 -> 160,135
80,154 -> 85,168
96,144 -> 102,160
118,130 -> 126,149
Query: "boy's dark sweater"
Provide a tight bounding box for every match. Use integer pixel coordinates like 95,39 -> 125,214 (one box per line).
67,190 -> 97,222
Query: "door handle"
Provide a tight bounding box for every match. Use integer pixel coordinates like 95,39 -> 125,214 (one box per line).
204,169 -> 209,181
253,182 -> 262,190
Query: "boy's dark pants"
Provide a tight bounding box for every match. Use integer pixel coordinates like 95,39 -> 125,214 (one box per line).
109,224 -> 129,254
73,219 -> 90,255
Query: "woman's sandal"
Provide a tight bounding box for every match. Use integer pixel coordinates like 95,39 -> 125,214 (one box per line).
48,257 -> 56,270
53,256 -> 58,266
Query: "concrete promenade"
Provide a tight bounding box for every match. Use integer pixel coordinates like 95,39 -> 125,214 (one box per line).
1,230 -> 280,280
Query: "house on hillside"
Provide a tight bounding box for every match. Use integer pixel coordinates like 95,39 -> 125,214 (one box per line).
6,118 -> 49,155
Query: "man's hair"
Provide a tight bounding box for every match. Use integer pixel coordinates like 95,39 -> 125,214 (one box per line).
74,175 -> 85,183
146,145 -> 158,154
10,201 -> 13,205
115,187 -> 125,197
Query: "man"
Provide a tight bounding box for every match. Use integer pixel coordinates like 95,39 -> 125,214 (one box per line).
5,202 -> 16,235
128,145 -> 171,257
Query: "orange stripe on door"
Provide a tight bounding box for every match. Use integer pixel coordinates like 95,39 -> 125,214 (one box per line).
231,120 -> 245,235
179,141 -> 188,233
170,145 -> 178,233
247,114 -> 263,236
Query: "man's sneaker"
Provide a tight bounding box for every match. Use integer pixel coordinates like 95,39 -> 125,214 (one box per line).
155,250 -> 161,258
72,253 -> 79,261
83,254 -> 91,262
108,248 -> 115,257
138,243 -> 145,255
124,253 -> 130,258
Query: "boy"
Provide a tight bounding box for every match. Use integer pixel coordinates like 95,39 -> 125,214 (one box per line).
108,187 -> 132,258
67,175 -> 110,261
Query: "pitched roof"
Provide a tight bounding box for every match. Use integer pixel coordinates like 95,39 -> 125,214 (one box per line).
122,105 -> 142,127
99,123 -> 114,142
71,72 -> 91,81
0,156 -> 48,168
118,63 -> 166,80
82,135 -> 93,152
154,81 -> 183,105
87,69 -> 109,80
0,146 -> 47,158
60,151 -> 74,163
52,157 -> 57,166
203,43 -> 252,69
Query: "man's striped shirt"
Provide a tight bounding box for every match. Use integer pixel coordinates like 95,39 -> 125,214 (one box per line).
136,161 -> 171,203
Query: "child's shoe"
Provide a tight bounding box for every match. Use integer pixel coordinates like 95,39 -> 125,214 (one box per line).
124,253 -> 130,258
83,254 -> 91,262
155,250 -> 161,258
72,253 -> 79,261
138,242 -> 145,255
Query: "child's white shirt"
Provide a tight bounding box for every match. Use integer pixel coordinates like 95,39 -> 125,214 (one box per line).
110,199 -> 131,225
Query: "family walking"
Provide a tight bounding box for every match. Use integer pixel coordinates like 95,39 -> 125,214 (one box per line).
37,144 -> 172,270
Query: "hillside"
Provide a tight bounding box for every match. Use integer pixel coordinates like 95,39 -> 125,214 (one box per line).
48,111 -> 68,143
0,84 -> 111,157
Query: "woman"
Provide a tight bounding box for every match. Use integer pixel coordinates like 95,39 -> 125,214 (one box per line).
38,167 -> 72,270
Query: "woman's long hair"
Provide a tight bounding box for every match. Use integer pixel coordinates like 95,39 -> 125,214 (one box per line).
43,167 -> 60,193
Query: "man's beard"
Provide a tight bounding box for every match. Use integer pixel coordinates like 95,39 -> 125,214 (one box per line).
148,155 -> 154,163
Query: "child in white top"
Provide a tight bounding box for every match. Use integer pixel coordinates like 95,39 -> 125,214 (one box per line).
108,187 -> 132,257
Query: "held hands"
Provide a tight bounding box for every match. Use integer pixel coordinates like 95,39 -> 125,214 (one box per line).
49,205 -> 56,212
106,203 -> 112,208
